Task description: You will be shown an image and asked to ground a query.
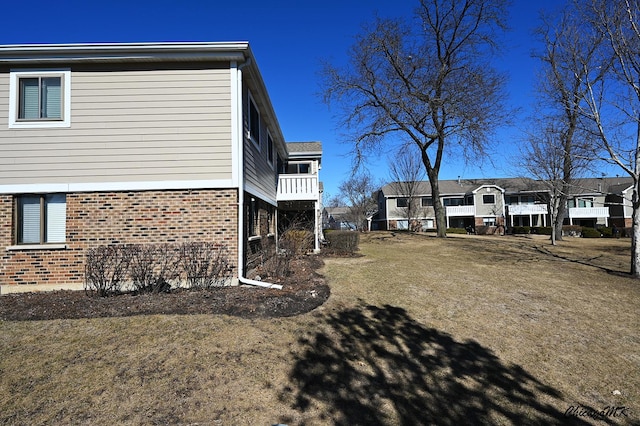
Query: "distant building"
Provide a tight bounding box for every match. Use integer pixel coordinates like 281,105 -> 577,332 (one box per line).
375,177 -> 633,232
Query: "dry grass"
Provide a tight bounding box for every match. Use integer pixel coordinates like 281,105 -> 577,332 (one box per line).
1,232 -> 639,425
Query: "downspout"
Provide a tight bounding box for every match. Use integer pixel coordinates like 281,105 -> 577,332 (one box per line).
234,57 -> 282,290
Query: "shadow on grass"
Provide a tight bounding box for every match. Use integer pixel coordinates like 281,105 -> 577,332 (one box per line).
532,244 -> 631,278
280,304 -> 592,425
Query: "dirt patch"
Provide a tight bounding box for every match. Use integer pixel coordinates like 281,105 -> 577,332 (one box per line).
0,256 -> 329,321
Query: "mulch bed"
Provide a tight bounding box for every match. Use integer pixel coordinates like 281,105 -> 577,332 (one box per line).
0,256 -> 330,321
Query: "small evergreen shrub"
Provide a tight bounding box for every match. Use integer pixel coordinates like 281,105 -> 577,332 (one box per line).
581,227 -> 601,238
532,226 -> 553,235
598,227 -> 613,238
512,226 -> 530,234
324,231 -> 360,254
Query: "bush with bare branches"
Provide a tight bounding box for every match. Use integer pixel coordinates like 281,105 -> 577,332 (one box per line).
180,242 -> 233,289
84,245 -> 132,297
128,244 -> 181,294
84,242 -> 234,296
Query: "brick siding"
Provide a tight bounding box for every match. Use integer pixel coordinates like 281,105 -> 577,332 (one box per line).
0,189 -> 238,287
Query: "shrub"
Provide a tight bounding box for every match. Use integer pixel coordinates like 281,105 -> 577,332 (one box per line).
281,229 -> 314,256
84,245 -> 131,297
598,227 -> 613,238
512,226 -> 530,235
180,242 -> 233,289
446,228 -> 468,234
532,227 -> 552,235
128,244 -> 182,293
581,227 -> 602,238
562,225 -> 582,237
260,236 -> 294,278
324,231 -> 360,254
84,242 -> 234,296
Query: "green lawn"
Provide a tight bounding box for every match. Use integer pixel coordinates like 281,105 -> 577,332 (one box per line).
1,232 -> 638,425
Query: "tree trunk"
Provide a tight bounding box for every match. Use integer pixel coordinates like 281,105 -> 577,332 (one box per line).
554,195 -> 567,242
428,172 -> 446,238
631,184 -> 640,278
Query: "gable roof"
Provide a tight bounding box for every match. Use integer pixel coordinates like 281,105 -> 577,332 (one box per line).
286,142 -> 322,164
380,177 -> 634,197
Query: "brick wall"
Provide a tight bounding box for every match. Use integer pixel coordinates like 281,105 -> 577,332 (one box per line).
0,189 -> 238,287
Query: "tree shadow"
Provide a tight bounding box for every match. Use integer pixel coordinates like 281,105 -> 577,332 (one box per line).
280,304 -> 594,425
532,244 -> 631,278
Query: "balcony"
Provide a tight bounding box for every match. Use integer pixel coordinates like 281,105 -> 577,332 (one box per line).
508,204 -> 548,215
277,174 -> 319,201
446,205 -> 475,217
568,207 -> 610,218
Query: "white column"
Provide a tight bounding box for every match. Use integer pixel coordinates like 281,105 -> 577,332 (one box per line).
314,201 -> 320,253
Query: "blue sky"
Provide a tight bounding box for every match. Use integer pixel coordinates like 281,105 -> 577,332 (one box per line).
2,0 -> 607,199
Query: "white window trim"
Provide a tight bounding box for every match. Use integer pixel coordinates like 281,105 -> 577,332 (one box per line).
482,194 -> 496,204
9,69 -> 71,129
7,244 -> 67,251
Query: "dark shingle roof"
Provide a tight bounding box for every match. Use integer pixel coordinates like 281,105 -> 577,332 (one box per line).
286,141 -> 322,155
380,177 -> 633,197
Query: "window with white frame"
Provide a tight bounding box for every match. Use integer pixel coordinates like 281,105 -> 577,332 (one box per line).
482,194 -> 495,204
248,93 -> 260,147
483,217 -> 496,226
421,197 -> 433,207
16,194 -> 66,244
286,162 -> 311,174
9,69 -> 71,128
396,198 -> 408,208
578,198 -> 594,208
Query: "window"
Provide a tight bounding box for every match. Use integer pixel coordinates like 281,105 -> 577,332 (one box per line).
248,197 -> 257,237
396,198 -> 408,208
19,77 -> 61,120
483,194 -> 495,204
578,198 -> 594,208
267,133 -> 274,165
507,196 -> 519,205
16,194 -> 66,244
443,198 -> 464,206
421,197 -> 433,207
9,69 -> 71,128
483,217 -> 496,226
286,162 -> 311,174
248,93 -> 260,147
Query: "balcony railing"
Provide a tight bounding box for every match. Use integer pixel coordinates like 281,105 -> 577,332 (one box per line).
446,205 -> 475,217
507,204 -> 548,215
277,174 -> 319,201
568,207 -> 610,218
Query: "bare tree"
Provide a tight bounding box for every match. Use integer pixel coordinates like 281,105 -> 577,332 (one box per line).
388,147 -> 427,231
530,5 -> 604,241
339,171 -> 379,232
322,0 -> 511,237
576,0 -> 640,276
521,124 -> 588,245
